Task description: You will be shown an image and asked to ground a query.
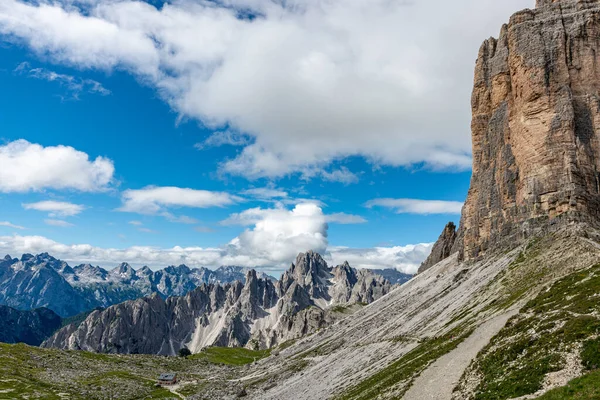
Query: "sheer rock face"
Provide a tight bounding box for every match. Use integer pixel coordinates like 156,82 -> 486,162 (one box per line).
43,252 -> 392,354
418,222 -> 458,273
455,0 -> 600,260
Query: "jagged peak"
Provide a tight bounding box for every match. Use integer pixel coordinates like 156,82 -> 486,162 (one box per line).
164,264 -> 191,274
20,253 -> 34,262
245,269 -> 258,283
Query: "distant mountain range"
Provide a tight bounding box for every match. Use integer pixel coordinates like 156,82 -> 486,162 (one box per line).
44,251 -> 394,354
0,253 -> 275,317
0,253 -> 412,320
373,268 -> 413,285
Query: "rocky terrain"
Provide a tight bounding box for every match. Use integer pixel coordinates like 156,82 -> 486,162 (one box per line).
5,1 -> 600,399
43,251 -> 392,354
0,252 -> 274,317
0,305 -> 61,346
0,342 -> 268,400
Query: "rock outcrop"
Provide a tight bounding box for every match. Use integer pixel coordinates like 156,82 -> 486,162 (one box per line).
454,0 -> 600,260
43,251 -> 392,354
418,222 -> 457,273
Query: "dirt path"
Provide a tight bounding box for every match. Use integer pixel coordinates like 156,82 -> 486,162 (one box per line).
402,310 -> 518,400
166,384 -> 185,399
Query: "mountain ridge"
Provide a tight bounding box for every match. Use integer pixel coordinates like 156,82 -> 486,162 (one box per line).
43,251 -> 393,354
0,252 -> 276,317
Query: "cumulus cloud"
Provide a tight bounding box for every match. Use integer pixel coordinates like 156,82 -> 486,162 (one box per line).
22,200 -> 85,217
15,61 -> 110,99
0,140 -> 114,193
227,203 -> 329,265
327,244 -> 434,275
45,219 -> 74,227
118,186 -> 242,221
0,0 -> 531,180
366,198 -> 464,215
0,221 -> 25,230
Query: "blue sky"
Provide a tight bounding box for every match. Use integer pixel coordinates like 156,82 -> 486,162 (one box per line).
0,0 -> 533,274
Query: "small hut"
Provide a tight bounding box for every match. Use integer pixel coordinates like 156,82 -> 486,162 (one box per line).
158,373 -> 178,385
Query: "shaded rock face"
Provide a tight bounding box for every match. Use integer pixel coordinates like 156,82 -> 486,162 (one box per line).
0,306 -> 62,346
43,251 -> 392,355
456,0 -> 600,260
418,222 -> 457,273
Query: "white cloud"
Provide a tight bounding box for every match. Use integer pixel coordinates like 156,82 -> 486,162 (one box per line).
240,187 -> 289,200
194,130 -> 251,150
0,140 -> 114,193
0,203 -> 431,272
327,244 -> 434,275
366,198 -> 464,215
325,213 -> 367,224
23,200 -> 85,217
128,220 -> 143,226
118,186 -> 241,220
15,61 -> 110,99
45,219 -> 74,227
319,167 -> 359,185
138,227 -> 157,233
0,0 -> 532,180
0,221 -> 25,230
227,203 -> 328,265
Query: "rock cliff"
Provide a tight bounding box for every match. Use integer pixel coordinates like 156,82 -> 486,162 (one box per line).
43,251 -> 392,354
454,0 -> 600,260
418,222 -> 457,273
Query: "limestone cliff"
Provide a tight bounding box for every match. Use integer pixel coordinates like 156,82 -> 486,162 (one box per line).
455,0 -> 600,260
418,222 -> 457,273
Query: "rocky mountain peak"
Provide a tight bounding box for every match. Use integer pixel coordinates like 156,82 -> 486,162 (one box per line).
164,264 -> 191,275
332,262 -> 358,286
20,253 -> 34,262
293,251 -> 330,281
451,0 -> 600,260
418,222 -> 457,273
111,263 -> 136,280
288,251 -> 332,300
43,251 -> 393,353
138,266 -> 153,275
